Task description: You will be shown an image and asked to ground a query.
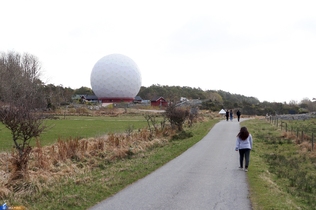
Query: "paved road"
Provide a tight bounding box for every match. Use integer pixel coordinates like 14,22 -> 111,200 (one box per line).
89,119 -> 252,210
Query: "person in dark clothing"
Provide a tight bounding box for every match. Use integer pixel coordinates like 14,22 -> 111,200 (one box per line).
237,110 -> 241,122
229,110 -> 233,121
225,110 -> 229,121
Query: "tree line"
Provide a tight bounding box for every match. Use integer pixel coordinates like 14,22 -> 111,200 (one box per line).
40,84 -> 316,116
138,84 -> 316,115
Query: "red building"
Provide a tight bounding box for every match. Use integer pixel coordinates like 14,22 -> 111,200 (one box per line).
151,97 -> 168,107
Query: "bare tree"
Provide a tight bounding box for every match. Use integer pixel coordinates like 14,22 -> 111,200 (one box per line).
165,104 -> 189,131
0,51 -> 46,181
0,105 -> 46,180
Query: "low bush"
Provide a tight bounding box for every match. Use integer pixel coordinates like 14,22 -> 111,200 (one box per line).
171,131 -> 193,140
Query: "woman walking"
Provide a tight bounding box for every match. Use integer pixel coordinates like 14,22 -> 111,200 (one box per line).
235,127 -> 253,172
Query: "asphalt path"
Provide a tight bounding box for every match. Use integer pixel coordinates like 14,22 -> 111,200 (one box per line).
89,119 -> 252,210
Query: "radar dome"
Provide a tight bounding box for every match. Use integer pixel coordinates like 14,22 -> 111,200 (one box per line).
90,54 -> 142,102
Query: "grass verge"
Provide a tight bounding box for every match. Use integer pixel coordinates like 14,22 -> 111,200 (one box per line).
242,119 -> 315,210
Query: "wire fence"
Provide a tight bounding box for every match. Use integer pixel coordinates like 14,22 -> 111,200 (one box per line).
268,116 -> 315,151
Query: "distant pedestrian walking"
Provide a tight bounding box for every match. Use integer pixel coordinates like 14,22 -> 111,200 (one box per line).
225,110 -> 229,121
237,110 -> 241,122
229,110 -> 233,121
235,127 -> 253,172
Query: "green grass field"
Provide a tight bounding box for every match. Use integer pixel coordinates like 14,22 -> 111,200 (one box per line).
0,115 -> 151,151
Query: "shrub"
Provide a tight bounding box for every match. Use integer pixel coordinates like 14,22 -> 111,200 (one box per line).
165,105 -> 189,131
171,131 -> 193,140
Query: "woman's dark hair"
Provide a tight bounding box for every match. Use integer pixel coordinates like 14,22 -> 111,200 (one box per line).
237,127 -> 249,140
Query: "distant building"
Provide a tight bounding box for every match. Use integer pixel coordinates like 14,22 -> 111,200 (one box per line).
180,97 -> 188,102
85,95 -> 99,103
72,95 -> 99,103
133,96 -> 143,104
151,97 -> 168,107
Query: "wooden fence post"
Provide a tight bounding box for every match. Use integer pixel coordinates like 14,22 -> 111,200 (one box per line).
280,122 -> 287,132
312,133 -> 314,151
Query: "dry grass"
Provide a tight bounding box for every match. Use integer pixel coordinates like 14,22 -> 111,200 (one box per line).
280,130 -> 316,156
0,124 -> 175,201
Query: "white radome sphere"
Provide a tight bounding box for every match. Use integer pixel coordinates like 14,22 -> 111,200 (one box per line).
90,54 -> 142,100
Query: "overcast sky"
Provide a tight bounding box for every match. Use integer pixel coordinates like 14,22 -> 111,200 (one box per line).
1,0 -> 316,103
